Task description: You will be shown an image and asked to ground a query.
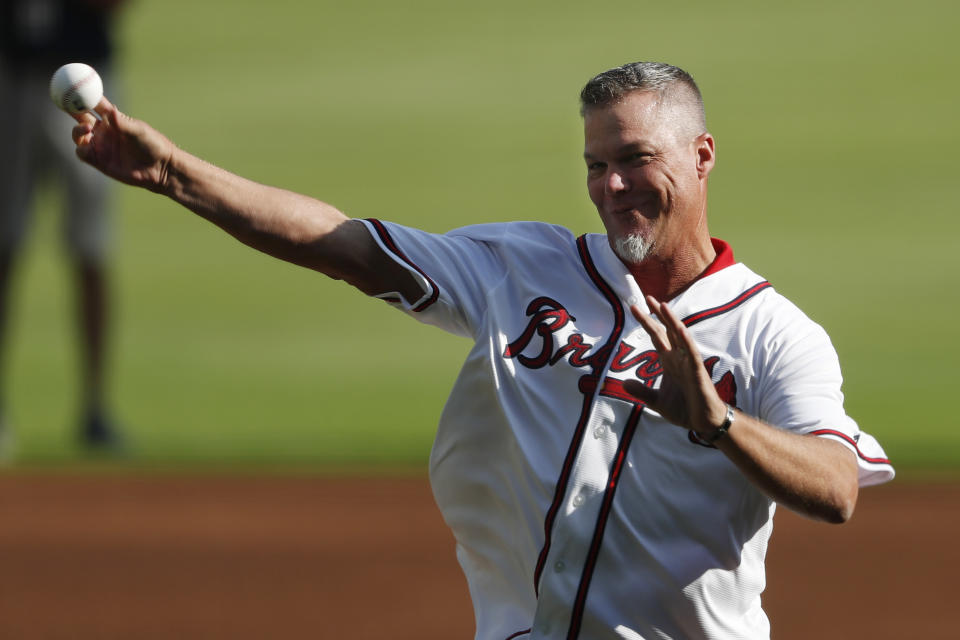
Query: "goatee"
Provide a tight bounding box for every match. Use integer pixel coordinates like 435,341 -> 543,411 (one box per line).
613,233 -> 652,265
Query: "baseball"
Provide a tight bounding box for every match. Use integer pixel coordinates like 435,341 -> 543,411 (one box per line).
49,63 -> 104,114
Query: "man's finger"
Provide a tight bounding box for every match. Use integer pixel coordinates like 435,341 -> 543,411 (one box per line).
632,304 -> 670,353
646,295 -> 681,333
647,296 -> 704,363
623,379 -> 657,405
651,299 -> 687,354
93,95 -> 120,127
72,122 -> 94,145
69,109 -> 98,126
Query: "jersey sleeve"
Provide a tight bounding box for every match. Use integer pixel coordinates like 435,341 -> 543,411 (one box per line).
358,219 -> 511,338
755,306 -> 894,487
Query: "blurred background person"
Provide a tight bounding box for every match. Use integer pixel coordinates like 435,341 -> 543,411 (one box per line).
0,0 -> 130,454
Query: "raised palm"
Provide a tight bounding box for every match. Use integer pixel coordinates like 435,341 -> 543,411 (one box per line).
623,296 -> 728,436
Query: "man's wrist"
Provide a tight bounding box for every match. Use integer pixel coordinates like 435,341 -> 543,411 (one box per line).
700,404 -> 735,444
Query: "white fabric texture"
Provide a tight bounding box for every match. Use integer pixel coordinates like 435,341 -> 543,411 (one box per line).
361,219 -> 894,640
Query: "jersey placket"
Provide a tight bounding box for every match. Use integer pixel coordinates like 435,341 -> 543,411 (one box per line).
531,393 -> 622,636
532,334 -> 651,638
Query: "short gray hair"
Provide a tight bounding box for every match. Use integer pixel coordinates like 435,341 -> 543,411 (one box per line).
580,62 -> 706,134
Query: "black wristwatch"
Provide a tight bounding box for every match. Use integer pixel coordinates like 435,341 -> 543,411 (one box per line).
701,404 -> 735,445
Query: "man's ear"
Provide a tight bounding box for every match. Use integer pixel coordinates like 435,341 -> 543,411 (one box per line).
695,133 -> 715,179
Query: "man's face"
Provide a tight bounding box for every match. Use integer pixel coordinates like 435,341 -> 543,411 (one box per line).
583,90 -> 713,266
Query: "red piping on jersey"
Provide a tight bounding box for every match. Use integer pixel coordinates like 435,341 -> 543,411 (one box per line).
810,429 -> 892,465
504,630 -> 531,640
542,238 -> 782,638
365,218 -> 440,312
532,391 -> 596,597
566,403 -> 645,640
532,235 -> 626,597
681,281 -> 772,327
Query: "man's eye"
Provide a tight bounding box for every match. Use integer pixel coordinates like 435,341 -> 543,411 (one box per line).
587,162 -> 605,173
628,153 -> 650,163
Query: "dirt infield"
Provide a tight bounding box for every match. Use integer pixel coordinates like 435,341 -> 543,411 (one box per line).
0,473 -> 955,639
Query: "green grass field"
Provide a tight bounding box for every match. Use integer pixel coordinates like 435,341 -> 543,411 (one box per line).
6,0 -> 957,473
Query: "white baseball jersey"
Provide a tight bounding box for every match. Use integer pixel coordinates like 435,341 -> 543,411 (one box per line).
360,219 -> 894,640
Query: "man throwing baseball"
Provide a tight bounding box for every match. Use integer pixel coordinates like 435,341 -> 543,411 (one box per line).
67,62 -> 893,639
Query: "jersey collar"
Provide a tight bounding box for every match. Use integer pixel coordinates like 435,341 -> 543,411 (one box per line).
700,238 -> 735,279
586,235 -> 736,305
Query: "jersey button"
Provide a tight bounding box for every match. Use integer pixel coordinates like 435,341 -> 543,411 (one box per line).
593,425 -> 607,438
554,560 -> 565,573
572,494 -> 585,508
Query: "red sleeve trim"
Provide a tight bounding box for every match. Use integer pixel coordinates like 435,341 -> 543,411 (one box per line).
810,429 -> 891,465
365,218 -> 439,312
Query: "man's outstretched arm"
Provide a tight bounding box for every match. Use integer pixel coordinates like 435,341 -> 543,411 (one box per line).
70,97 -> 423,302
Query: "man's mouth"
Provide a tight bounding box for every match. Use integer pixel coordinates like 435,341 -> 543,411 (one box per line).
610,203 -> 658,219
608,193 -> 660,218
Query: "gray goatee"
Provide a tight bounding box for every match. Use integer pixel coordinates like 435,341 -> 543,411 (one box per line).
613,233 -> 652,265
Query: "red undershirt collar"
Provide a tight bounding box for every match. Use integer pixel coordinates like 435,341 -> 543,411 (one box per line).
699,238 -> 735,280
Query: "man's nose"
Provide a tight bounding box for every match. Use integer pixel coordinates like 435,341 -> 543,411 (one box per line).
606,171 -> 629,194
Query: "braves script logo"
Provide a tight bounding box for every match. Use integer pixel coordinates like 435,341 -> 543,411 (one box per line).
503,297 -> 736,445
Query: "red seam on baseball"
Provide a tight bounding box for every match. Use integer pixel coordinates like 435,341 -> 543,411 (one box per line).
63,71 -> 97,110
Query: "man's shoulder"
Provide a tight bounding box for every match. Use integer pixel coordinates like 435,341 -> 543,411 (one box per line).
691,261 -> 823,336
448,220 -> 576,243
446,221 -> 582,256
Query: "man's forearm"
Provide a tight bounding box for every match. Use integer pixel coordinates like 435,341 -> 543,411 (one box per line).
162,148 -> 350,272
716,411 -> 859,524
159,147 -> 423,300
